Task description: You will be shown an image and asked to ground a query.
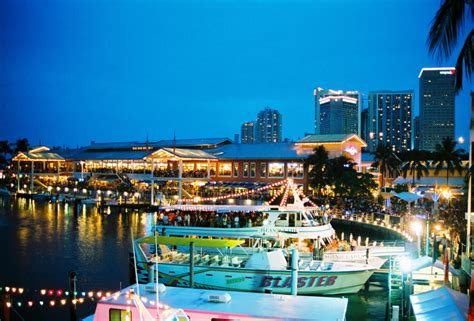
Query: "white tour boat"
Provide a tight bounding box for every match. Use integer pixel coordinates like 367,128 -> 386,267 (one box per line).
134,236 -> 377,295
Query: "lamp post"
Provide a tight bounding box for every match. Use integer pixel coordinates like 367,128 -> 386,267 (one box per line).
411,221 -> 422,257
399,256 -> 412,320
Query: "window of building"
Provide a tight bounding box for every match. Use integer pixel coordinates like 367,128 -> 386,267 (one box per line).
287,162 -> 304,178
109,308 -> 131,321
250,162 -> 256,178
268,162 -> 285,178
243,162 -> 249,177
210,163 -> 217,177
233,162 -> 239,177
218,162 -> 232,177
260,162 -> 267,178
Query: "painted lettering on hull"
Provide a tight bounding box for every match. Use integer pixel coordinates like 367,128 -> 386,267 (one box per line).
260,275 -> 337,289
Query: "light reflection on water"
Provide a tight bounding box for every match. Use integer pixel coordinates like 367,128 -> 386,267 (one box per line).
0,197 -> 386,321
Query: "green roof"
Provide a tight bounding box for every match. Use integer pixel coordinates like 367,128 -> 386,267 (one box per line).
296,134 -> 364,144
138,236 -> 244,248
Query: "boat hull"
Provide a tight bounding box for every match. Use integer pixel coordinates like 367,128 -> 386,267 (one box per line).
153,263 -> 373,295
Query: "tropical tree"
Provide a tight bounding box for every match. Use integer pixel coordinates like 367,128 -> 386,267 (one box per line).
305,146 -> 330,195
0,140 -> 12,159
371,144 -> 401,189
400,150 -> 430,187
432,137 -> 465,186
428,0 -> 473,92
14,138 -> 29,153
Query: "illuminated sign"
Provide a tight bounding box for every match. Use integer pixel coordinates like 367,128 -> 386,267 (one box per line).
439,70 -> 455,75
344,146 -> 358,156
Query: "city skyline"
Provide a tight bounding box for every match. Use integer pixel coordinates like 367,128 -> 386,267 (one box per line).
1,0 -> 471,149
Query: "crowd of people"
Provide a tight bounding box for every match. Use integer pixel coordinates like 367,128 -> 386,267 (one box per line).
156,210 -> 268,228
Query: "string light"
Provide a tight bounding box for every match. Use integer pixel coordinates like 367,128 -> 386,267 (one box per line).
177,179 -> 290,203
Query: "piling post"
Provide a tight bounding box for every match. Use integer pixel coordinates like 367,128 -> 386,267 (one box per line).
69,271 -> 77,321
189,241 -> 195,288
3,293 -> 11,321
148,262 -> 155,283
291,247 -> 298,295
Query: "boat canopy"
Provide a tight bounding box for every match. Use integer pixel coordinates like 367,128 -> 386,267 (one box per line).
138,236 -> 245,248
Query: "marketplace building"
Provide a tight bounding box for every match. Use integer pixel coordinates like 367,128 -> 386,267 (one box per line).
9,134 -> 371,200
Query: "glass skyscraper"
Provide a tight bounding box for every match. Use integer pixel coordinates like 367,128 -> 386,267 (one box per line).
367,90 -> 414,153
419,67 -> 455,151
314,88 -> 361,135
255,107 -> 282,143
241,121 -> 255,144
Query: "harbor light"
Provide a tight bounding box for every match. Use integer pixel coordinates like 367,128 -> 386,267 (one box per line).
47,186 -> 52,192
123,192 -> 128,197
435,224 -> 441,231
442,189 -> 452,200
399,256 -> 412,273
73,188 -> 78,192
411,221 -> 422,236
64,187 -> 69,192
107,190 -> 112,195
82,189 -> 87,194
56,187 -> 61,192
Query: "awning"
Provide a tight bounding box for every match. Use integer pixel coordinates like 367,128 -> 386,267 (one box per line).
392,192 -> 424,203
138,236 -> 244,248
410,286 -> 468,321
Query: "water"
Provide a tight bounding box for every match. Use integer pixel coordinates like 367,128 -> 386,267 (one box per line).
0,197 -> 388,320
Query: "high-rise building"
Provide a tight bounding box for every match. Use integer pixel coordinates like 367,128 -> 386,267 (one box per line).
419,67 -> 455,151
255,107 -> 282,143
241,121 -> 255,144
361,108 -> 369,147
367,90 -> 414,153
414,116 -> 420,150
314,88 -> 361,135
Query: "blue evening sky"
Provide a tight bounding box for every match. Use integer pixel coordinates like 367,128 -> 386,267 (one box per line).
1,0 -> 472,148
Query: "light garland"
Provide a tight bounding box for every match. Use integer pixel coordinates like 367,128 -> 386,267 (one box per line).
178,179 -> 290,203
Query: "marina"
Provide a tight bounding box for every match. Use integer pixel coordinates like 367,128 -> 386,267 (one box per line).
0,197 -> 391,320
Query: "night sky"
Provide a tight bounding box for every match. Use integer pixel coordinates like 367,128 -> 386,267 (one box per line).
1,0 -> 472,148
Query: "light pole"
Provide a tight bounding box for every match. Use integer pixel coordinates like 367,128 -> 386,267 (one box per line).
399,256 -> 412,320
411,221 -> 422,257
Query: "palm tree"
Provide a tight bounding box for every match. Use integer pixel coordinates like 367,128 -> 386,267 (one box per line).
14,138 -> 29,154
371,144 -> 401,189
305,146 -> 330,195
428,0 -> 473,92
400,150 -> 430,187
432,137 -> 465,186
0,140 -> 12,159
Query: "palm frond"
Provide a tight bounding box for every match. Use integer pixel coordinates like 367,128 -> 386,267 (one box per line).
428,0 -> 467,60
454,29 -> 474,92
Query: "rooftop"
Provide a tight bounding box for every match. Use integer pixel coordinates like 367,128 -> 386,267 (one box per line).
296,133 -> 367,146
96,284 -> 348,320
209,143 -> 303,160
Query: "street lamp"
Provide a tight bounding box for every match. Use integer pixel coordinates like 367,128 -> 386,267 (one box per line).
411,221 -> 422,257
399,256 -> 413,319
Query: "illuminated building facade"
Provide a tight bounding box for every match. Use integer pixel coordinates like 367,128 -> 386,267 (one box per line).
367,90 -> 414,153
414,116 -> 420,150
241,121 -> 255,144
419,67 -> 455,151
314,88 -> 361,136
255,107 -> 282,143
11,134 -> 367,192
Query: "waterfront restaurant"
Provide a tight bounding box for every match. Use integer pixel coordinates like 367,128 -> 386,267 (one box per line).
10,134 -> 367,195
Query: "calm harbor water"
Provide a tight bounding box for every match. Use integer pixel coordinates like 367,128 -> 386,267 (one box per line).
0,197 -> 388,321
